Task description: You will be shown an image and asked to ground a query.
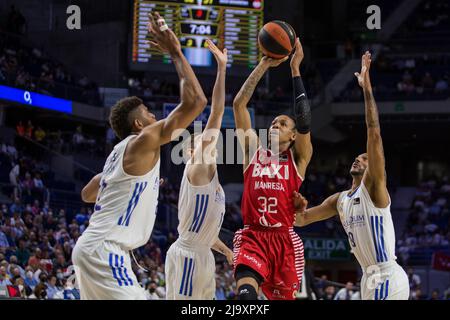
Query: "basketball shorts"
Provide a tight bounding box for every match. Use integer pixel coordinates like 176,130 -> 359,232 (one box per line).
233,226 -> 305,300
72,240 -> 146,300
360,260 -> 409,300
165,239 -> 216,300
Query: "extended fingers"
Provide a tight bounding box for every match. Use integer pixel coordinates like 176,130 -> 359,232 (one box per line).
148,12 -> 159,33
206,39 -> 218,52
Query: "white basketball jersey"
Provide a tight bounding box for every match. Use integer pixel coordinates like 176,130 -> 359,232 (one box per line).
177,161 -> 226,247
337,181 -> 397,268
77,135 -> 160,254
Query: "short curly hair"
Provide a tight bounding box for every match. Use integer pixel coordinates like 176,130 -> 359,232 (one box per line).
109,96 -> 143,140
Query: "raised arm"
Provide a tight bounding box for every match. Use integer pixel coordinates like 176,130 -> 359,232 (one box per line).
293,192 -> 339,227
354,51 -> 389,208
133,12 -> 207,149
233,56 -> 288,170
81,173 -> 102,203
188,40 -> 227,184
191,39 -> 227,165
290,38 -> 313,179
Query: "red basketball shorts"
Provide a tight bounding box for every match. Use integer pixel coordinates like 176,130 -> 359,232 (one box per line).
233,226 -> 305,300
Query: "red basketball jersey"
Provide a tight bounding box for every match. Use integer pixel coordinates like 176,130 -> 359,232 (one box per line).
241,147 -> 303,228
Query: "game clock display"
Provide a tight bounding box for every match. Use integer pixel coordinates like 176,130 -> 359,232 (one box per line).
130,0 -> 264,71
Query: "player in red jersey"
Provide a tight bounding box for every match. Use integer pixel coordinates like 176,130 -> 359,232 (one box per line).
232,38 -> 312,300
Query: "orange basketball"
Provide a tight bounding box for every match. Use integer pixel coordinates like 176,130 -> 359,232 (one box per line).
258,20 -> 296,59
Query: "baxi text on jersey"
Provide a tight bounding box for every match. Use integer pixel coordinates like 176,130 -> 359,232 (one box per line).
251,163 -> 290,179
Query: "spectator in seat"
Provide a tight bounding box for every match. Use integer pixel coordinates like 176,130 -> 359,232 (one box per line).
34,127 -> 46,143
0,272 -> 12,286
16,121 -> 25,136
9,162 -> 20,198
407,268 -> 421,292
20,172 -> 34,201
46,275 -> 62,299
30,282 -> 47,300
215,276 -> 226,300
75,208 -> 88,226
15,239 -> 30,267
322,285 -> 336,300
25,121 -> 34,139
334,282 -> 354,300
24,269 -> 38,289
0,227 -> 10,249
430,289 -> 441,300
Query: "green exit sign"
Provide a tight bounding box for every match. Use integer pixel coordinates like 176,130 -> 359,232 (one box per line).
303,238 -> 352,261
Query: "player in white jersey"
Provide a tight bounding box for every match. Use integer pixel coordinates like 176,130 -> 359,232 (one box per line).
71,12 -> 208,300
293,52 -> 409,300
165,40 -> 234,300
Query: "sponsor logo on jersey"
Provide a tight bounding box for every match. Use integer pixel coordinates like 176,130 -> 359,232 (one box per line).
251,163 -> 289,179
279,154 -> 288,162
353,197 -> 361,205
342,214 -> 365,228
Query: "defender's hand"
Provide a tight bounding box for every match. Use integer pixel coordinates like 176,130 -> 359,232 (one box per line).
206,39 -> 228,70
148,12 -> 181,56
355,51 -> 372,89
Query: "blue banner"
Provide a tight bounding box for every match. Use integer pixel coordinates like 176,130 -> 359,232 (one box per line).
163,103 -> 255,129
0,85 -> 73,114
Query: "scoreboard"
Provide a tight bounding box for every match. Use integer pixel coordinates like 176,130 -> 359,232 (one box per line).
130,0 -> 264,72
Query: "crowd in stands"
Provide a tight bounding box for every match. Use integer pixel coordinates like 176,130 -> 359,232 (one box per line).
397,177 -> 450,266
338,52 -> 450,102
14,120 -> 105,157
395,0 -> 450,40
0,137 -> 50,205
0,29 -> 100,105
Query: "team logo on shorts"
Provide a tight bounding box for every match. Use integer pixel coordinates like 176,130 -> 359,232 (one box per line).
272,289 -> 286,299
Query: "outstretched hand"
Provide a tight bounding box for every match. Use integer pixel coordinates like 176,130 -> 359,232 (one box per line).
355,51 -> 372,90
290,37 -> 304,70
147,11 -> 181,56
206,39 -> 228,70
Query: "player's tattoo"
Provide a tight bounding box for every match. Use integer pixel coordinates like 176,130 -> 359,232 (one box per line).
235,64 -> 267,105
364,89 -> 380,128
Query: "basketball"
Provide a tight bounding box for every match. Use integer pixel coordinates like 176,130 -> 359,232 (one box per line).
258,20 -> 296,59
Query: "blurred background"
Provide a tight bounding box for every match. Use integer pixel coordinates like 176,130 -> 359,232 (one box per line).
0,0 -> 449,300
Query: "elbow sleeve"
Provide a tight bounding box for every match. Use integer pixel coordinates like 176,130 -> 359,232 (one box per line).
292,76 -> 311,134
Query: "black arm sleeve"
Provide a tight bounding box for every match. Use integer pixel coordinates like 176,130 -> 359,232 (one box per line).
292,76 -> 311,134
